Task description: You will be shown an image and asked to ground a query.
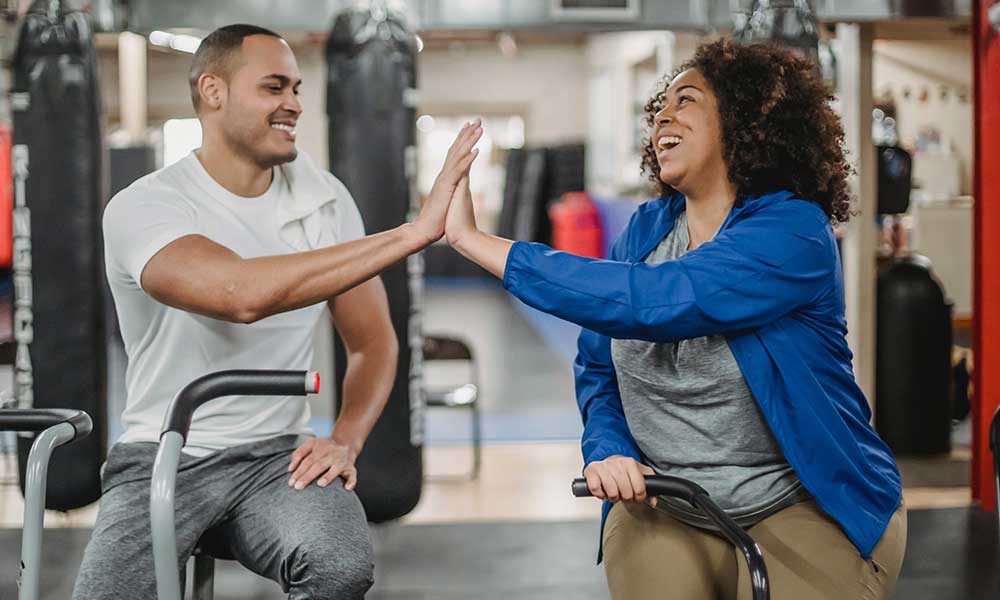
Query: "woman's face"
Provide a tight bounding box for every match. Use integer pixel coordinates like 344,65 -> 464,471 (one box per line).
651,69 -> 727,193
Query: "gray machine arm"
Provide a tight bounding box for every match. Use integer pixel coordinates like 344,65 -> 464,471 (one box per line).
150,370 -> 319,600
0,408 -> 93,600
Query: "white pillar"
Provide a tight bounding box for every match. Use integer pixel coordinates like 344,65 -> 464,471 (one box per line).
118,31 -> 148,143
836,23 -> 877,410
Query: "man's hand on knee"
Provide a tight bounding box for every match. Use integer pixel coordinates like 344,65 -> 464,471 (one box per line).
287,438 -> 358,491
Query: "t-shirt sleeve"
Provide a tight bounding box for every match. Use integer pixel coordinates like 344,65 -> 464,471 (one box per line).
103,187 -> 199,290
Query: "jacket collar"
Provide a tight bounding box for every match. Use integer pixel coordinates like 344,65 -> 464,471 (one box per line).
629,189 -> 797,261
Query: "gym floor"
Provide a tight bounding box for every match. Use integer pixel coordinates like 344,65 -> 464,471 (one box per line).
0,279 -> 996,598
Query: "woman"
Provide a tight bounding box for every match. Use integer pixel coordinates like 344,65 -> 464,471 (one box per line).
444,39 -> 905,599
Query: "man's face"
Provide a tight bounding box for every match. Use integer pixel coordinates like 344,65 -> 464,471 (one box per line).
218,35 -> 302,168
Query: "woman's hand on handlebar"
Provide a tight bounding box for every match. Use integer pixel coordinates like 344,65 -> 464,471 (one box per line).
583,455 -> 658,508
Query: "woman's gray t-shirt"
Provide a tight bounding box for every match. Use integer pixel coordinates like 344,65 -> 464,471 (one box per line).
610,211 -> 810,530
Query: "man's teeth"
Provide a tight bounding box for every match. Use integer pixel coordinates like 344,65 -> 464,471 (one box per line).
658,136 -> 682,149
271,123 -> 295,132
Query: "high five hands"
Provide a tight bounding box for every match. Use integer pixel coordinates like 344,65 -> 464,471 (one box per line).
413,118 -> 482,245
416,117 -> 513,278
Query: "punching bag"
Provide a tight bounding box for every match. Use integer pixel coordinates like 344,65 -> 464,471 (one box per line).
12,0 -> 107,509
875,254 -> 953,455
326,3 -> 422,521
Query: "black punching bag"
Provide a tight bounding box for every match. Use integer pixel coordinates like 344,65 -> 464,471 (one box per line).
876,254 -> 953,455
12,0 -> 107,509
326,4 -> 422,521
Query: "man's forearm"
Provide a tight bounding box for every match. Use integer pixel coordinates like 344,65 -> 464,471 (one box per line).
331,338 -> 398,455
238,224 -> 427,323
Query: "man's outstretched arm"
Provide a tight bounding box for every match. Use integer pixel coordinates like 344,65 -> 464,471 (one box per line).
139,121 -> 482,324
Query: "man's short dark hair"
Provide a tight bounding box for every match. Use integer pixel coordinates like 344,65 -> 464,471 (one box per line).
189,24 -> 283,112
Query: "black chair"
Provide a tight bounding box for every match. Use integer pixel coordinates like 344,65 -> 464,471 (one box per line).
423,335 -> 481,479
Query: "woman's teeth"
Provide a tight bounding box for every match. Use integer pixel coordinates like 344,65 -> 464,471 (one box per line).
658,136 -> 682,150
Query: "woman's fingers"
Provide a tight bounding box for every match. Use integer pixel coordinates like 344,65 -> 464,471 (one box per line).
625,462 -> 647,504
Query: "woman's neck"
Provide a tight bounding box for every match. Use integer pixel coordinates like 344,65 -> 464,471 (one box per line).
681,177 -> 738,250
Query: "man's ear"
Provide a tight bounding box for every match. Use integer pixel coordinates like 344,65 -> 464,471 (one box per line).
198,73 -> 226,110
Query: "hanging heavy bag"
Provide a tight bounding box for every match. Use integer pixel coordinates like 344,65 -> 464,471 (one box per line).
326,4 -> 423,522
12,0 -> 107,510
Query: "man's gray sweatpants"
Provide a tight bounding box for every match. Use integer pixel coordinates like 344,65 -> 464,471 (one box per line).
71,435 -> 374,599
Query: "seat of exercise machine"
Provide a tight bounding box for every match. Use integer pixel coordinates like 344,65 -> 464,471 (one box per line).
0,408 -> 93,436
193,526 -> 235,561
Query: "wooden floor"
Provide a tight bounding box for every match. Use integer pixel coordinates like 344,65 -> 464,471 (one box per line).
0,441 -> 972,530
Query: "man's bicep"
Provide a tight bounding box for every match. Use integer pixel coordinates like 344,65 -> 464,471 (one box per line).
328,277 -> 395,351
140,234 -> 246,320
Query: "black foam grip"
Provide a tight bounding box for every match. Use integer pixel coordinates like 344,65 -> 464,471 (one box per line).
161,371 -> 312,442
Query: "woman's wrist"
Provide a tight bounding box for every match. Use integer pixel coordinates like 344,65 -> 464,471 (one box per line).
448,226 -> 481,257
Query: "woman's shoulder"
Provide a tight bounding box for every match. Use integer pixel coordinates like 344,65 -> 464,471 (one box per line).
738,191 -> 832,234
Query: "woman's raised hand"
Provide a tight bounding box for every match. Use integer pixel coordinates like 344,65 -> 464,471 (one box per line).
445,173 -> 478,248
412,119 -> 482,245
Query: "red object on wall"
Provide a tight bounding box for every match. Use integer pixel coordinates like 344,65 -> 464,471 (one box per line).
972,0 -> 1000,512
549,192 -> 604,259
0,125 -> 11,268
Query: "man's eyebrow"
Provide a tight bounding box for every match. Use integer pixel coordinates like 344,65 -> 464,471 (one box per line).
261,74 -> 303,86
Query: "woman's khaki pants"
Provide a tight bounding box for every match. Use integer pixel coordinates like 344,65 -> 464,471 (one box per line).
603,498 -> 906,600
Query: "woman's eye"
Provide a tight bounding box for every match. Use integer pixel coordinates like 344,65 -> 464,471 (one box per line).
678,96 -> 692,105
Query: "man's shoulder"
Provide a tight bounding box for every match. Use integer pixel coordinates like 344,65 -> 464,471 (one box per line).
106,159 -> 195,214
281,150 -> 352,198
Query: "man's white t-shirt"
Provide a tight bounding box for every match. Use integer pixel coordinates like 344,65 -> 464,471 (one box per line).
103,151 -> 365,453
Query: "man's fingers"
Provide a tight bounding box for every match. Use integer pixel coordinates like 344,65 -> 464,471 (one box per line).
445,121 -> 472,156
343,467 -> 358,491
293,461 -> 333,490
456,148 -> 480,175
289,456 -> 315,487
317,463 -> 347,488
446,126 -> 483,169
445,119 -> 480,161
288,442 -> 313,473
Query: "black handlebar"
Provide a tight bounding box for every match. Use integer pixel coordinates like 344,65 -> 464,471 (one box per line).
572,475 -> 770,600
572,475 -> 710,503
161,370 -> 319,441
0,408 -> 93,438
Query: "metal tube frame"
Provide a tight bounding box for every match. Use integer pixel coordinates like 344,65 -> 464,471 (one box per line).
572,475 -> 770,600
18,422 -> 77,600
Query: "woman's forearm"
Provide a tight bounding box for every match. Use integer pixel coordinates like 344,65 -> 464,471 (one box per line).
450,230 -> 514,279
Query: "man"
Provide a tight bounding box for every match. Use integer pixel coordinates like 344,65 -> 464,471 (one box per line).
72,24 -> 481,599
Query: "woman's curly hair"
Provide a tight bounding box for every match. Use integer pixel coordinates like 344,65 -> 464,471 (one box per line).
641,38 -> 854,225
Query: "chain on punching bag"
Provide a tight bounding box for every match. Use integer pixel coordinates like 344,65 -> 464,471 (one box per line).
326,3 -> 422,522
12,0 -> 107,510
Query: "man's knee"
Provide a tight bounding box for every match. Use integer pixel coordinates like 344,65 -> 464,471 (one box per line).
285,541 -> 374,599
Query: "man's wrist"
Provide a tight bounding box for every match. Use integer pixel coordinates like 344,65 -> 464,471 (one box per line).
401,222 -> 435,251
330,432 -> 363,459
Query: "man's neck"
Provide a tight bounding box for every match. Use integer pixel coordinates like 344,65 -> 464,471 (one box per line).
195,137 -> 272,198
